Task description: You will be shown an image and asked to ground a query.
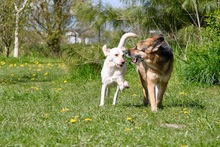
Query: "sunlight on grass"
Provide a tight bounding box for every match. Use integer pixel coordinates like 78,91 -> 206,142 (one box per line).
0,57 -> 219,146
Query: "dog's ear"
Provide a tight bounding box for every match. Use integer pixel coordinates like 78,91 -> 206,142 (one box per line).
102,45 -> 110,56
121,47 -> 126,51
148,35 -> 164,52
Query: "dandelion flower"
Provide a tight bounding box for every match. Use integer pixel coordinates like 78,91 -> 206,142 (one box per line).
124,128 -> 131,131
45,113 -> 49,118
127,117 -> 132,121
60,108 -> 69,112
44,72 -> 48,76
135,126 -> 141,129
64,80 -> 67,83
132,93 -> 137,97
85,118 -> 92,121
70,118 -> 76,123
180,92 -> 186,95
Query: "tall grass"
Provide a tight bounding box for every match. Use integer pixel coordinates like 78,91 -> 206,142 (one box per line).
175,11 -> 220,85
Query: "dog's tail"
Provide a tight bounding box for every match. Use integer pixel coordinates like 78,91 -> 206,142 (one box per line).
117,32 -> 138,50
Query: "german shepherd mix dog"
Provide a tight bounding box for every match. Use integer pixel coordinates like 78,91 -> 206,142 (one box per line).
100,32 -> 138,106
126,34 -> 173,111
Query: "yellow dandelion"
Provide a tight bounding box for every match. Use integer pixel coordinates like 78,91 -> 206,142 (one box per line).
37,68 -> 42,71
127,117 -> 132,121
13,64 -> 16,67
60,108 -> 69,112
180,92 -> 187,95
20,64 -> 24,67
1,61 -> 5,65
31,78 -> 35,81
85,118 -> 92,122
132,93 -> 137,97
57,88 -> 62,91
44,72 -> 48,76
11,74 -> 15,77
45,113 -> 49,118
9,64 -> 13,67
124,128 -> 131,131
64,80 -> 67,83
31,87 -> 39,90
135,126 -> 141,129
184,110 -> 189,114
70,118 -> 77,123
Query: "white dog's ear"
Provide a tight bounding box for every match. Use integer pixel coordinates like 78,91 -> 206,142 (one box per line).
102,45 -> 110,56
121,47 -> 126,51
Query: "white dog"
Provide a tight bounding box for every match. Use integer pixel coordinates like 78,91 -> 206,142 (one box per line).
100,32 -> 138,106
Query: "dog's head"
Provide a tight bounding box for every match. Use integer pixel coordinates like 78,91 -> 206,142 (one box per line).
102,44 -> 125,68
126,34 -> 165,64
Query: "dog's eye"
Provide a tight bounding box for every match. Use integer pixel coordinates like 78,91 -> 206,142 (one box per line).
115,54 -> 118,57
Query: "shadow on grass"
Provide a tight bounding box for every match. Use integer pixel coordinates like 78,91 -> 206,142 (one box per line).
123,103 -> 146,108
123,99 -> 206,110
166,100 -> 206,109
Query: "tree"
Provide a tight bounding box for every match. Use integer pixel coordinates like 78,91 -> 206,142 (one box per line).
73,1 -> 126,43
119,0 -> 218,44
29,0 -> 73,56
13,0 -> 29,58
0,0 -> 15,57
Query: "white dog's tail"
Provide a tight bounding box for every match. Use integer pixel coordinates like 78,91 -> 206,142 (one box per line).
117,32 -> 138,50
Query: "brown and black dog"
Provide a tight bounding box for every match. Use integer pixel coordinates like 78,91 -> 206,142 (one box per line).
126,34 -> 173,111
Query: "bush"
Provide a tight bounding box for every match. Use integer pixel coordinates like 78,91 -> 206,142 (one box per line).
179,11 -> 220,85
61,44 -> 104,81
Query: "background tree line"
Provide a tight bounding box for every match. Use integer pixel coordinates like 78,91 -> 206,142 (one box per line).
0,0 -> 218,57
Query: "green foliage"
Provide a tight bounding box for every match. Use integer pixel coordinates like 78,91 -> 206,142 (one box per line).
61,44 -> 103,81
0,57 -> 219,146
179,11 -> 220,85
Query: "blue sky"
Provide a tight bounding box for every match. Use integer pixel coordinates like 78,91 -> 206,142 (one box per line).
93,0 -> 125,8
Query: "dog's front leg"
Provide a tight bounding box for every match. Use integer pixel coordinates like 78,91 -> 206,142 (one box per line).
147,79 -> 157,112
156,82 -> 168,108
112,86 -> 120,105
100,84 -> 107,106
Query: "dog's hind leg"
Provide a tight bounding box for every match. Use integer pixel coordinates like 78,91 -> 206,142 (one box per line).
100,84 -> 107,106
112,86 -> 120,105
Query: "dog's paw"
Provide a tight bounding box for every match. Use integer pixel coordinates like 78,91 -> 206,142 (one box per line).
123,81 -> 129,88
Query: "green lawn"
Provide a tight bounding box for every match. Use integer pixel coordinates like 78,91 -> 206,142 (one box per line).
0,57 -> 219,146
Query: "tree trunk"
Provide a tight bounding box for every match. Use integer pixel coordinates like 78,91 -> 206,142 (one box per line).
13,0 -> 28,58
14,13 -> 19,58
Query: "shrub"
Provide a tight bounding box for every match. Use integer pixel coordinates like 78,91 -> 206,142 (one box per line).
61,44 -> 104,81
179,11 -> 220,85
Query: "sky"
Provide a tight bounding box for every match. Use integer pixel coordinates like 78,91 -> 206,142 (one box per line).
93,0 -> 125,8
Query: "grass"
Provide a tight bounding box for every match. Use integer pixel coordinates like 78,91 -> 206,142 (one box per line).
0,56 -> 219,146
